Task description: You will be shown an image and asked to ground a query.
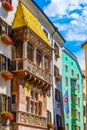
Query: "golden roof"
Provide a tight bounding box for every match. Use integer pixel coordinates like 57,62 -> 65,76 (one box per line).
12,2 -> 53,48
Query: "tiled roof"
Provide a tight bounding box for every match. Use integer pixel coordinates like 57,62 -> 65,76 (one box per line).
12,2 -> 53,48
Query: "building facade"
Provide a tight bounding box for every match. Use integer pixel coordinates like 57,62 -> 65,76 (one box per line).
0,0 -> 66,130
0,0 -> 18,129
82,42 -> 87,130
62,47 -> 84,130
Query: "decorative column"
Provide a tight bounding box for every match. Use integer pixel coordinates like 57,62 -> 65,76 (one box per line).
33,47 -> 37,64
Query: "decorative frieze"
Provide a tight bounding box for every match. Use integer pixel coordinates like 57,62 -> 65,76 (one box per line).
17,112 -> 47,128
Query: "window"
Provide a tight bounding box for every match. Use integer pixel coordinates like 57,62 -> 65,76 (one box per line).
54,42 -> 59,54
39,101 -> 42,115
71,62 -> 73,65
71,79 -> 76,89
0,94 -> 11,112
47,110 -> 51,122
15,41 -> 23,58
66,57 -> 68,61
78,98 -> 80,107
54,65 -> 59,76
77,84 -> 80,93
12,95 -> 16,104
55,89 -> 60,102
66,124 -> 69,130
0,54 -> 6,70
84,106 -> 86,116
77,73 -> 79,80
71,94 -> 77,104
71,69 -> 74,76
43,29 -> 48,38
0,17 -> 7,35
36,50 -> 42,67
29,90 -> 42,115
78,112 -> 80,121
72,109 -> 77,119
78,126 -> 80,130
72,125 -> 78,130
65,64 -> 68,72
65,76 -> 68,87
44,56 -> 50,72
56,114 -> 62,127
26,97 -> 30,112
27,43 -> 33,61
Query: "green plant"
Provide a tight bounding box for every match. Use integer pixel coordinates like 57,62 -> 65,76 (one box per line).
1,34 -> 13,45
1,111 -> 14,121
1,70 -> 13,80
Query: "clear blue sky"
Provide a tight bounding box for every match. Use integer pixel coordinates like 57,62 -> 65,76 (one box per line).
34,0 -> 87,70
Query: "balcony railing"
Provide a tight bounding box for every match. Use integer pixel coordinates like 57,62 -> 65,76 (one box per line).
11,58 -> 52,84
13,111 -> 47,128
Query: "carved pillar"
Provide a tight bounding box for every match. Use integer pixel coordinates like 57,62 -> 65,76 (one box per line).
23,41 -> 27,58
33,47 -> 37,64
42,55 -> 44,69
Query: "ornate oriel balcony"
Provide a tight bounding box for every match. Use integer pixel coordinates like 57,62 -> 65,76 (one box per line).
11,58 -> 52,85
12,111 -> 47,129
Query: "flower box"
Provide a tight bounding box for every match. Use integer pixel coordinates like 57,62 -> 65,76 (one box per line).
47,122 -> 55,129
55,76 -> 61,81
55,53 -> 60,58
1,111 -> 14,125
2,1 -> 13,11
1,34 -> 13,45
1,70 -> 13,80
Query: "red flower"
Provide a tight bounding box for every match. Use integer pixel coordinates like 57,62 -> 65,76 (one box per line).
1,70 -> 13,80
1,34 -> 13,45
2,1 -> 13,11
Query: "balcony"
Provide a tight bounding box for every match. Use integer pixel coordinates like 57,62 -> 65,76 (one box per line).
11,58 -> 52,85
12,111 -> 47,129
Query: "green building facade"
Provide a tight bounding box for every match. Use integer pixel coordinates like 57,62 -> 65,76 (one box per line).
62,48 -> 84,130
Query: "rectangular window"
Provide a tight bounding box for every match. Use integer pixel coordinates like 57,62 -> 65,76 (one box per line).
72,109 -> 77,119
0,17 -> 7,35
43,29 -> 48,38
12,95 -> 16,104
65,76 -> 68,87
65,64 -> 68,72
78,98 -> 80,107
77,73 -> 79,80
71,94 -> 77,104
71,69 -> 74,76
78,112 -> 80,121
66,123 -> 69,130
54,42 -> 59,54
54,65 -> 59,76
2,95 -> 10,112
47,110 -> 51,122
56,114 -> 62,127
0,54 -> 6,71
36,50 -> 42,67
26,97 -> 30,112
55,89 -> 60,102
71,79 -> 76,89
77,84 -> 80,93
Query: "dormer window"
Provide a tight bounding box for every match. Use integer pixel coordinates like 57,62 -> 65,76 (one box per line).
54,42 -> 59,54
43,29 -> 48,38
